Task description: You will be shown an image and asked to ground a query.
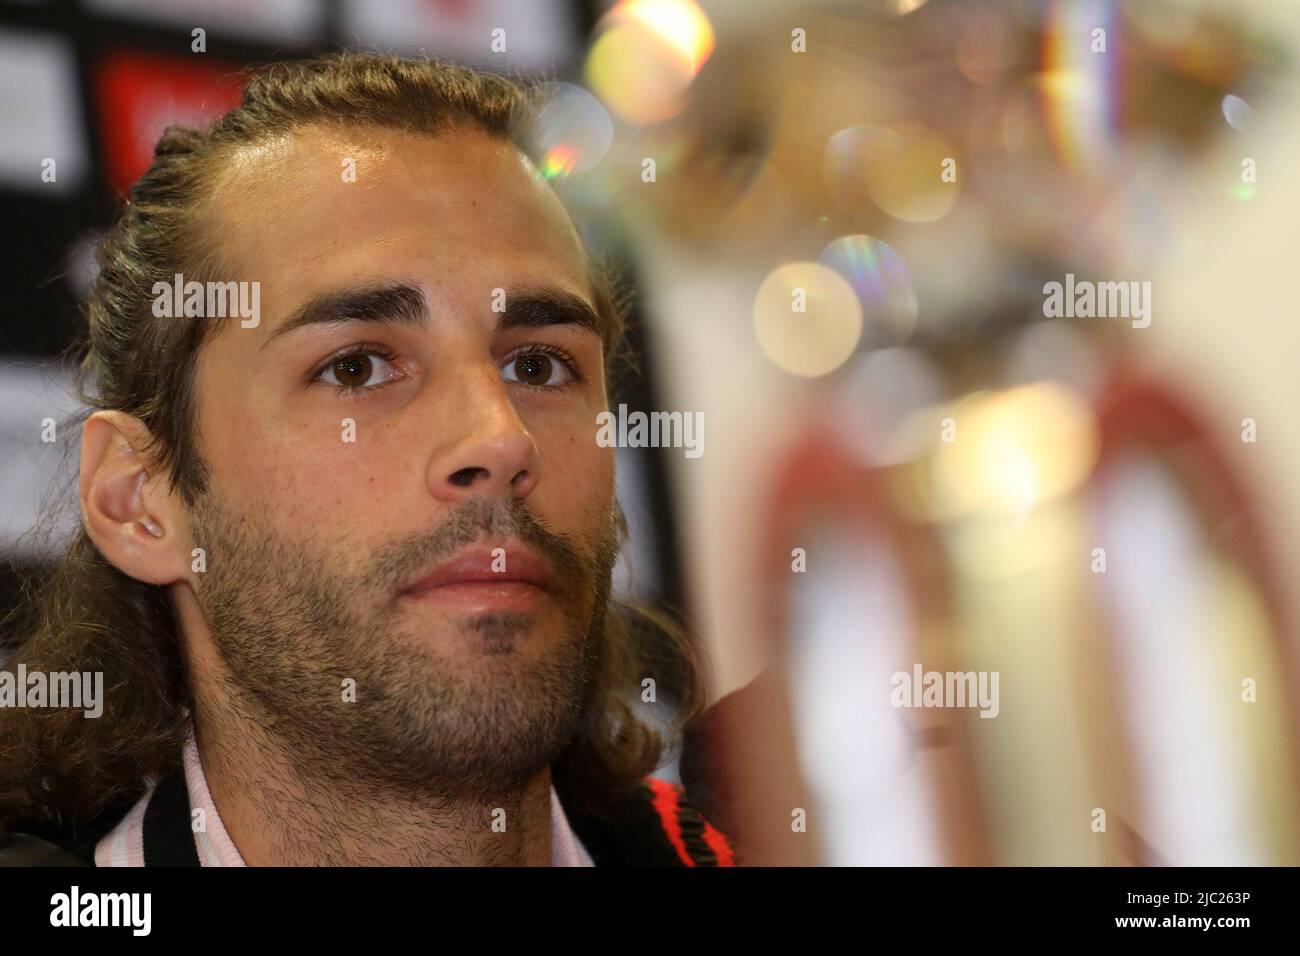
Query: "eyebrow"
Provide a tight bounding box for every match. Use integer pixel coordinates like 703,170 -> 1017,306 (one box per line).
496,289 -> 602,339
262,281 -> 602,349
262,282 -> 427,349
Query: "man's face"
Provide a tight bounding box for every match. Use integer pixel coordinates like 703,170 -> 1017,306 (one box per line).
183,125 -> 618,798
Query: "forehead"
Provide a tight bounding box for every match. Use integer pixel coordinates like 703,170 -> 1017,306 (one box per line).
205,124 -> 593,309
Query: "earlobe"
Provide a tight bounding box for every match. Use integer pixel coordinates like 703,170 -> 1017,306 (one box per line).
79,411 -> 185,585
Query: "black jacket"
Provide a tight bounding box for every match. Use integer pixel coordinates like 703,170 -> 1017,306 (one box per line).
0,771 -> 736,867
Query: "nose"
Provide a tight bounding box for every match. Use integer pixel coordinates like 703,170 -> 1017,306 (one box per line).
426,367 -> 540,504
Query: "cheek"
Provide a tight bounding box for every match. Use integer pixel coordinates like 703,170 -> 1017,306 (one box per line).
200,398 -> 408,529
536,419 -> 616,518
195,344 -> 412,519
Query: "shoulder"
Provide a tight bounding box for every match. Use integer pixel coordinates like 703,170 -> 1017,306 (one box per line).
6,775 -> 740,868
0,831 -> 89,867
563,776 -> 737,867
0,787 -> 146,868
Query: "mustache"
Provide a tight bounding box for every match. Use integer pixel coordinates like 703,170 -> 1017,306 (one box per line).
367,497 -> 605,600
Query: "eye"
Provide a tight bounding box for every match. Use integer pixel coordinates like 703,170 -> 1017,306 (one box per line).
500,346 -> 579,389
315,348 -> 401,391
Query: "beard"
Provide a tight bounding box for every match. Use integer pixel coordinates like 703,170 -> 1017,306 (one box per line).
187,490 -> 619,803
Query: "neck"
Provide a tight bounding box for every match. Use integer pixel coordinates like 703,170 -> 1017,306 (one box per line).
186,680 -> 555,867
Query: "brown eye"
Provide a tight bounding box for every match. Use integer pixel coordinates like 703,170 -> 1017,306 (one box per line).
333,354 -> 373,387
501,349 -> 575,388
316,350 -> 399,391
514,353 -> 552,386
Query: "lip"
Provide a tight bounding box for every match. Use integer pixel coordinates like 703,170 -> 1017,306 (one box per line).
398,543 -> 554,612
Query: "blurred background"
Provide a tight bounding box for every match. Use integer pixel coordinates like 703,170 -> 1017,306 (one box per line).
1,0 -> 1297,865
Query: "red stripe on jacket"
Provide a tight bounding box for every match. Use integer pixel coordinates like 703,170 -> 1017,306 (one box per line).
648,777 -> 736,866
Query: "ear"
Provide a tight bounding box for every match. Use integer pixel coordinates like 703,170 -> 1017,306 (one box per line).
79,410 -> 190,586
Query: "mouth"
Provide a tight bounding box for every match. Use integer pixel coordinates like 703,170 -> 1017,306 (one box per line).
397,542 -> 554,613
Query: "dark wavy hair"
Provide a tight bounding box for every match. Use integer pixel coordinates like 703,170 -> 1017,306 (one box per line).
0,52 -> 706,836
